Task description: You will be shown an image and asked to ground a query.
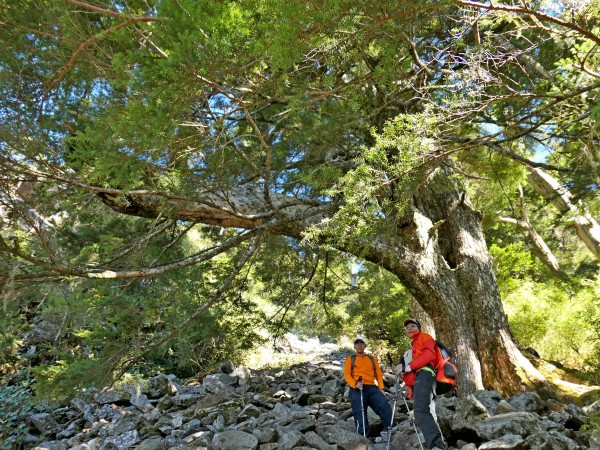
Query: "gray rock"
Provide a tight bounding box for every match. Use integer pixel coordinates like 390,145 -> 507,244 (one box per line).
582,400 -> 600,415
507,391 -> 544,414
564,403 -> 586,430
28,413 -> 59,434
473,390 -> 503,415
156,394 -> 173,411
143,375 -> 171,399
102,430 -> 139,448
71,397 -> 96,423
548,411 -> 571,426
253,426 -> 277,443
33,441 -> 62,450
524,430 -> 579,449
458,444 -> 477,450
239,404 -> 262,419
271,402 -> 291,417
277,427 -> 305,449
389,420 -> 425,450
94,389 -> 130,405
172,392 -> 204,407
494,400 -> 519,415
231,365 -> 252,379
437,395 -> 459,411
477,433 -> 524,449
588,432 -> 600,449
308,394 -> 335,405
134,437 -> 162,450
183,429 -> 211,446
258,444 -> 279,450
98,417 -> 139,438
316,424 -> 373,448
56,419 -> 82,439
211,429 -> 258,449
541,417 -> 567,432
321,379 -> 339,397
130,389 -> 154,413
203,373 -> 237,391
452,395 -> 490,433
221,360 -> 236,374
475,412 -> 542,441
304,430 -> 337,450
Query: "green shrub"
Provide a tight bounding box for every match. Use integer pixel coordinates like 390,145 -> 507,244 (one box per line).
0,382 -> 42,449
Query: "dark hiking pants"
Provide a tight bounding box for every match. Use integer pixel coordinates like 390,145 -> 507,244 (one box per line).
349,385 -> 393,437
413,370 -> 445,449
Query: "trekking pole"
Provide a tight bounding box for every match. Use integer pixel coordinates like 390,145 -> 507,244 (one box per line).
358,376 -> 366,437
394,357 -> 425,450
398,382 -> 424,450
385,354 -> 400,450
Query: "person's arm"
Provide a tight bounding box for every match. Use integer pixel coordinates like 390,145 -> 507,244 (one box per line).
408,338 -> 436,371
374,358 -> 385,390
343,356 -> 357,388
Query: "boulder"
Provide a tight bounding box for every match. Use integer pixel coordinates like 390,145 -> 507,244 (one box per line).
101,430 -> 140,448
452,395 -> 490,433
507,392 -> 545,414
473,390 -> 503,415
211,429 -> 259,449
316,424 -> 373,448
477,433 -> 524,449
475,412 -> 542,441
28,413 -> 59,435
304,430 -> 337,450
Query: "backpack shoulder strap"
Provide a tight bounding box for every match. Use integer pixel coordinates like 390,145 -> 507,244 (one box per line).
367,354 -> 376,377
350,354 -> 377,378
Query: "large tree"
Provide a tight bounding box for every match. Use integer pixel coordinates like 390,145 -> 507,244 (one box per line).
1,0 -> 598,395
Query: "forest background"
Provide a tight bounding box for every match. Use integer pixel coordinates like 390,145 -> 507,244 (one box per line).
0,0 -> 599,421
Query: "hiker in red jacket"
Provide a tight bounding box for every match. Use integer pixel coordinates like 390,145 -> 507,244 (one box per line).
396,319 -> 446,450
343,336 -> 393,437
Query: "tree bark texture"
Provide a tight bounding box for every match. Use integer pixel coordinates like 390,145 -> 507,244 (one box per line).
99,165 -> 546,396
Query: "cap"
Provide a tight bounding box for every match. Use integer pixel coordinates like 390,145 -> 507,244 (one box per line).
403,319 -> 421,331
354,336 -> 367,344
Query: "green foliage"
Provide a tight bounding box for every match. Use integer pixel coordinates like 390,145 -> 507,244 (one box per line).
2,0 -> 600,399
492,242 -> 600,372
306,114 -> 438,251
0,382 -> 45,449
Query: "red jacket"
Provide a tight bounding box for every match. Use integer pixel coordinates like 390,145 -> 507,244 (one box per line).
404,330 -> 437,390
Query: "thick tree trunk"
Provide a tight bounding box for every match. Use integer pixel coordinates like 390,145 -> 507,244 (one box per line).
97,165 -> 546,396
361,164 -> 546,395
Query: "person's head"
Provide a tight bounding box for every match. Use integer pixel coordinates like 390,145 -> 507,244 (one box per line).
403,319 -> 421,339
354,336 -> 367,353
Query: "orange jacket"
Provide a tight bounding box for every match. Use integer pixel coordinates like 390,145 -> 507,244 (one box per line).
404,330 -> 437,389
344,353 -> 385,390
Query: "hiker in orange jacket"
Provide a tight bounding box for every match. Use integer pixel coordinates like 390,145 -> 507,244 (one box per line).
396,319 -> 446,450
344,336 -> 392,437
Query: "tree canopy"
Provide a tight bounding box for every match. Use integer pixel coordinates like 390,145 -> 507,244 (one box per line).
1,0 -> 599,397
